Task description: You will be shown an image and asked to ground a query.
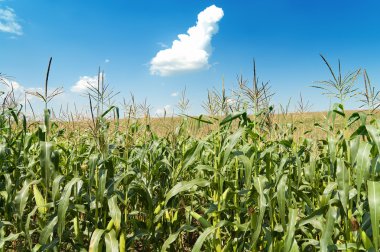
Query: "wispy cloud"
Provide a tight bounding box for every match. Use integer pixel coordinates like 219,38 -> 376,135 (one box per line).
171,92 -> 178,97
0,7 -> 22,35
105,59 -> 110,63
150,5 -> 224,76
71,74 -> 103,93
157,42 -> 168,48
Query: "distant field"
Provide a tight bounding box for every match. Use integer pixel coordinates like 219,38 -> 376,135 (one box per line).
141,110 -> 378,139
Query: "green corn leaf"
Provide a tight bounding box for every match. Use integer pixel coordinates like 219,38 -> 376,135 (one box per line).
40,141 -> 53,188
33,184 -> 47,214
349,136 -> 360,164
25,206 -> 39,250
52,175 -> 64,203
107,195 -> 121,232
336,158 -> 349,214
251,176 -> 268,249
239,155 -> 252,189
15,179 -> 39,219
0,232 -> 21,249
89,229 -> 105,252
222,128 -> 244,166
320,206 -> 337,252
277,174 -> 287,230
284,208 -> 298,252
320,182 -> 337,206
367,180 -> 380,251
58,177 -> 82,241
165,179 -> 210,205
191,221 -> 229,252
39,216 -> 58,244
161,225 -> 195,252
38,238 -> 59,251
189,210 -> 211,228
355,142 -> 371,202
327,137 -> 337,175
97,168 -> 107,202
105,229 -> 119,252
367,125 -> 380,154
219,111 -> 247,126
181,142 -> 204,175
297,205 -> 329,228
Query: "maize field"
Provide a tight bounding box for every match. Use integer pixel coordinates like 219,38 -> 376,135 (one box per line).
1,59 -> 380,251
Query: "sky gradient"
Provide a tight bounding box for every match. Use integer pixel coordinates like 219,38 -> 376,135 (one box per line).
1,0 -> 380,116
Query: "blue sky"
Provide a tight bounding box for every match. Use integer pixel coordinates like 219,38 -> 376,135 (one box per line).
1,0 -> 380,116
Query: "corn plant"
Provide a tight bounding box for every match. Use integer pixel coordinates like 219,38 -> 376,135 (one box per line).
1,57 -> 380,252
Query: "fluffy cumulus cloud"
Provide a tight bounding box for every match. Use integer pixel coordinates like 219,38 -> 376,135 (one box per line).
150,5 -> 224,76
71,74 -> 104,93
155,105 -> 172,117
0,78 -> 29,105
0,7 -> 22,35
1,78 -> 23,92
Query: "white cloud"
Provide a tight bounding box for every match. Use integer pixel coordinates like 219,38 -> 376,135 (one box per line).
226,98 -> 236,105
150,5 -> 224,76
0,78 -> 31,104
71,74 -> 103,93
105,59 -> 110,63
171,92 -> 178,97
155,104 -> 172,117
1,78 -> 23,92
0,7 -> 22,35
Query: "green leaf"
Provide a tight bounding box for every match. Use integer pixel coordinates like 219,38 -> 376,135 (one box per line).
222,128 -> 244,166
277,174 -> 287,230
58,177 -> 82,241
251,176 -> 268,249
52,175 -> 64,203
219,111 -> 247,126
320,206 -> 337,252
349,136 -> 360,164
297,205 -> 329,228
15,179 -> 39,219
336,158 -> 349,214
0,232 -> 21,249
108,195 -> 121,232
105,229 -> 119,252
165,179 -> 210,205
367,125 -> 380,154
185,114 -> 213,125
189,210 -> 211,228
25,206 -> 39,250
161,225 -> 195,252
33,184 -> 47,215
39,216 -> 58,244
355,142 -> 371,203
89,229 -> 105,252
191,221 -> 229,252
367,180 -> 380,251
284,208 -> 299,252
101,105 -> 117,118
40,141 -> 53,188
